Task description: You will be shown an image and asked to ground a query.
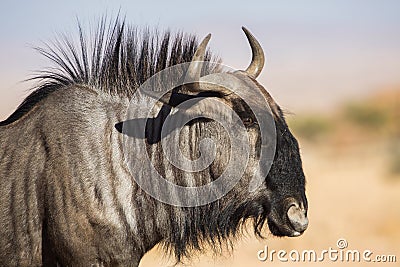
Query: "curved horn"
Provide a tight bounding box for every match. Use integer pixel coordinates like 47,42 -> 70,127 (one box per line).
185,33 -> 211,83
143,34 -> 213,106
242,27 -> 265,78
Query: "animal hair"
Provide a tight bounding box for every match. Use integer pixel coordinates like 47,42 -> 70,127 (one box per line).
1,17 -> 220,126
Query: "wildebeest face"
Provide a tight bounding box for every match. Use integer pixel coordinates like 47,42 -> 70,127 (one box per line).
144,27 -> 308,237
216,72 -> 309,238
182,29 -> 309,237
265,118 -> 308,237
237,75 -> 308,238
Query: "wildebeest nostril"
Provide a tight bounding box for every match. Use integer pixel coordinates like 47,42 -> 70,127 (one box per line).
287,203 -> 309,233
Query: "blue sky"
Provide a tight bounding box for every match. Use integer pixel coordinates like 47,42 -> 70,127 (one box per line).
1,1 -> 399,36
1,0 -> 399,118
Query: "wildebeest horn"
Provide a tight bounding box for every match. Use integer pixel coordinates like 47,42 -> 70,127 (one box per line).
242,27 -> 265,78
184,34 -> 232,96
185,33 -> 211,84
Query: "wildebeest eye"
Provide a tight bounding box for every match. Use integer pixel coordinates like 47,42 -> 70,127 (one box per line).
242,117 -> 254,127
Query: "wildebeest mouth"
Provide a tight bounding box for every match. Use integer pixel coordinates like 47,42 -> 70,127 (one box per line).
267,218 -> 303,237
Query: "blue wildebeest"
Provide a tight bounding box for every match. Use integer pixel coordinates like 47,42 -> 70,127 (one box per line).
0,19 -> 308,266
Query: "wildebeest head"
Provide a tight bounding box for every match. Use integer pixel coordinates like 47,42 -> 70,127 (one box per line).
129,27 -> 308,246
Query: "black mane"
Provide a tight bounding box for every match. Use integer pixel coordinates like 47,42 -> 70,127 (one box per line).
1,17 -> 219,125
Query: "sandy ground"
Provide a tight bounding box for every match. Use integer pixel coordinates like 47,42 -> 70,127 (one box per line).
139,139 -> 400,266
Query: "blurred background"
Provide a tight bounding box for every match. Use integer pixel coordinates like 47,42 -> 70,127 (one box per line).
1,0 -> 399,266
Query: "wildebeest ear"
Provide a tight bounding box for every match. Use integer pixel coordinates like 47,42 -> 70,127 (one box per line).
144,88 -> 224,108
114,105 -> 172,141
167,92 -> 194,107
168,91 -> 223,107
